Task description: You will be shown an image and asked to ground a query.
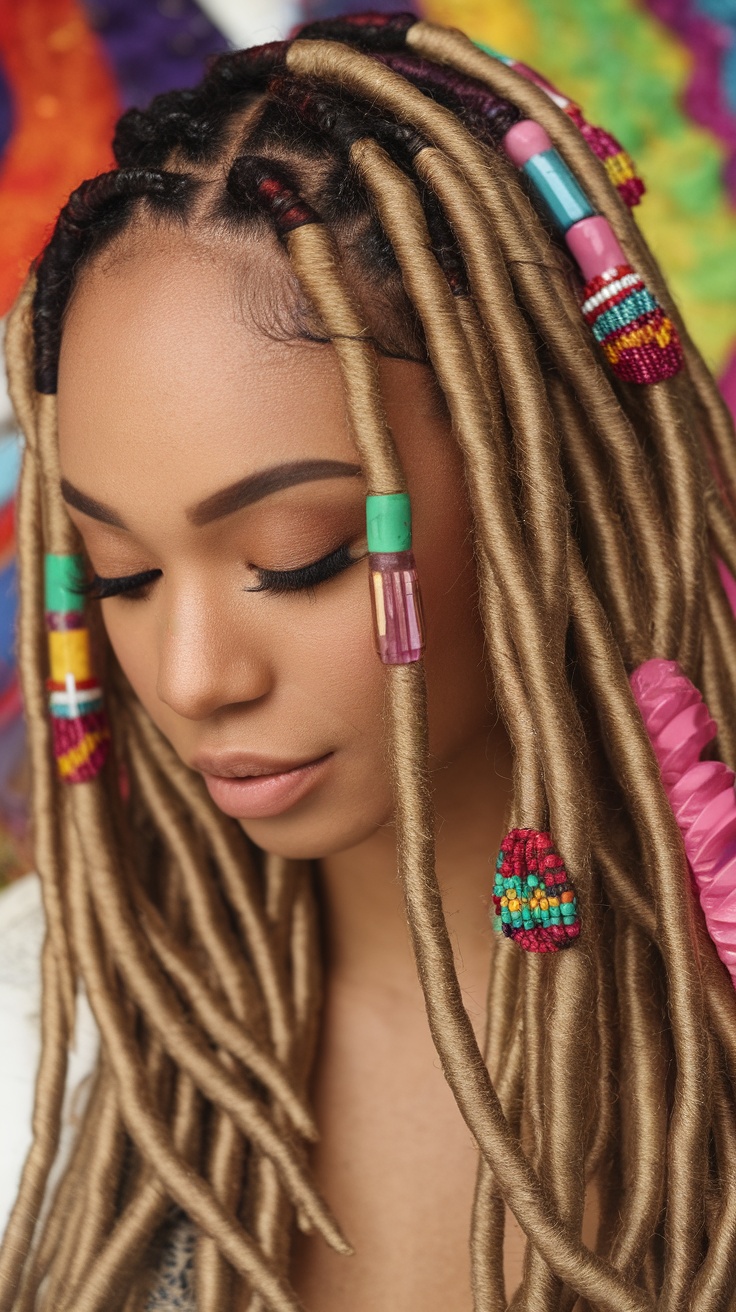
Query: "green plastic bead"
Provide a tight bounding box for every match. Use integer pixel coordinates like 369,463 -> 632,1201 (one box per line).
45,554 -> 86,613
366,493 -> 412,553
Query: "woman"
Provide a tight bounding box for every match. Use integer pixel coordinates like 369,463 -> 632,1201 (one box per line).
2,11 -> 736,1311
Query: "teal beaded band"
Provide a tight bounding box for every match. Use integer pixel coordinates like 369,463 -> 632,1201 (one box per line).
45,553 -> 86,613
366,492 -> 412,554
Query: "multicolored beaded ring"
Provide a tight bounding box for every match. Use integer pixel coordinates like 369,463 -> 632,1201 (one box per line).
45,553 -> 110,783
492,828 -> 581,953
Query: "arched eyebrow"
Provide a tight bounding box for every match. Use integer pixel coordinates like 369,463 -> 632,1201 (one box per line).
188,458 -> 363,527
60,459 -> 363,531
61,479 -> 126,528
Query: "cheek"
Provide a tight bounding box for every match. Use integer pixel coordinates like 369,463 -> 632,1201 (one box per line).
101,604 -> 161,711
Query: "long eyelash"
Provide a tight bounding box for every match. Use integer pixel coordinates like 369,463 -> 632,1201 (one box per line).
83,569 -> 162,601
246,543 -> 361,595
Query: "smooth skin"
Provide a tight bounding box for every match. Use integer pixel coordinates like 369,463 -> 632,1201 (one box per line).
57,226 -> 526,1309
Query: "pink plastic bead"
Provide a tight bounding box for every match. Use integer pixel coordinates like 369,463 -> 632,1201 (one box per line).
369,552 -> 425,665
565,216 -> 626,281
502,119 -> 553,167
630,658 -> 736,990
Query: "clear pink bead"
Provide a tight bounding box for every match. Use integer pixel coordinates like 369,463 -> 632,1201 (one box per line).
369,552 -> 425,665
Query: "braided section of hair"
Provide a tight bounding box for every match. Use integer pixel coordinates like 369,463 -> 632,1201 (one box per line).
3,15 -> 736,1312
34,169 -> 197,393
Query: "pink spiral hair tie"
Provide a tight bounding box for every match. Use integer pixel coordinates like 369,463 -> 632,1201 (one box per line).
630,658 -> 736,987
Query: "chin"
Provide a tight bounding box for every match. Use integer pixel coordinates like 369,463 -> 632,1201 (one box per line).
237,804 -> 393,862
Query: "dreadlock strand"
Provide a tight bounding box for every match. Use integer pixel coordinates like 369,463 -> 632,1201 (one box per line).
567,544 -> 710,1302
52,1071 -> 126,1307
608,919 -> 667,1280
65,817 -> 322,1310
386,663 -> 650,1312
122,726 -> 267,1036
68,786 -> 340,1242
62,1072 -> 200,1312
471,1010 -> 525,1312
13,396 -> 75,1031
548,377 -> 645,664
689,1065 -> 736,1310
124,699 -> 295,1062
129,898 -> 315,1139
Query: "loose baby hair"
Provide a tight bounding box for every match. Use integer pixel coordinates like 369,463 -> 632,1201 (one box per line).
3,12 -> 736,1309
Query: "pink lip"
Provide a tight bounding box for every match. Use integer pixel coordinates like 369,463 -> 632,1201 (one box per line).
194,751 -> 332,820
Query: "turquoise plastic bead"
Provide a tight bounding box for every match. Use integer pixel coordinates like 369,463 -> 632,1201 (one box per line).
522,149 -> 595,232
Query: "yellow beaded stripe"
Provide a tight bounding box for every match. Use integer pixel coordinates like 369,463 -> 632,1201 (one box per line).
56,727 -> 111,781
604,150 -> 637,189
602,313 -> 678,366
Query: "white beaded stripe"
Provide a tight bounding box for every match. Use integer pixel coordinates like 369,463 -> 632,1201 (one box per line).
582,271 -> 642,316
49,688 -> 103,710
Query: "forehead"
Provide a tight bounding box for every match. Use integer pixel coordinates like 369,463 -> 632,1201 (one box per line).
56,235 -> 355,512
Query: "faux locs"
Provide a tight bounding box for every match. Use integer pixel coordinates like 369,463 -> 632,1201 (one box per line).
4,12 -> 736,1311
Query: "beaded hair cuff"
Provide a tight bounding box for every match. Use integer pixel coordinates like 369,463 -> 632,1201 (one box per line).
492,828 -> 581,953
45,554 -> 110,783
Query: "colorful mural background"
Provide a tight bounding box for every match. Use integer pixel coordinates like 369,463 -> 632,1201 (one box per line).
0,0 -> 734,878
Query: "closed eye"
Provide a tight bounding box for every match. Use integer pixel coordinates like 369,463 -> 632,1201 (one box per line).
246,543 -> 362,595
83,569 -> 162,601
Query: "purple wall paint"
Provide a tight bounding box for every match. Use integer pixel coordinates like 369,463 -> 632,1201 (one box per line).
300,1 -> 418,18
81,0 -> 229,109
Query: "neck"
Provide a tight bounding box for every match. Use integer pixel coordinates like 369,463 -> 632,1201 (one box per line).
317,727 -> 513,997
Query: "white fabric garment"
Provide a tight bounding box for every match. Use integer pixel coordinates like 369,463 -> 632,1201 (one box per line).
0,874 -> 197,1310
0,873 -> 99,1235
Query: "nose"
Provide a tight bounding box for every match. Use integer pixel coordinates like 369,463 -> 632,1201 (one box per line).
155,586 -> 272,721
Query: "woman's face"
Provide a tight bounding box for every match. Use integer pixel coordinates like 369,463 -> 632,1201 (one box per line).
57,231 -> 491,859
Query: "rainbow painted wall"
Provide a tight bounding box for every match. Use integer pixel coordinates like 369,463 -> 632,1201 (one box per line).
0,0 -> 734,874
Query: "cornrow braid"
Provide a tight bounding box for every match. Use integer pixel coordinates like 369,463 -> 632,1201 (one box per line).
113,43 -> 288,170
295,11 -> 417,49
4,15 -> 736,1311
34,169 -> 197,393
